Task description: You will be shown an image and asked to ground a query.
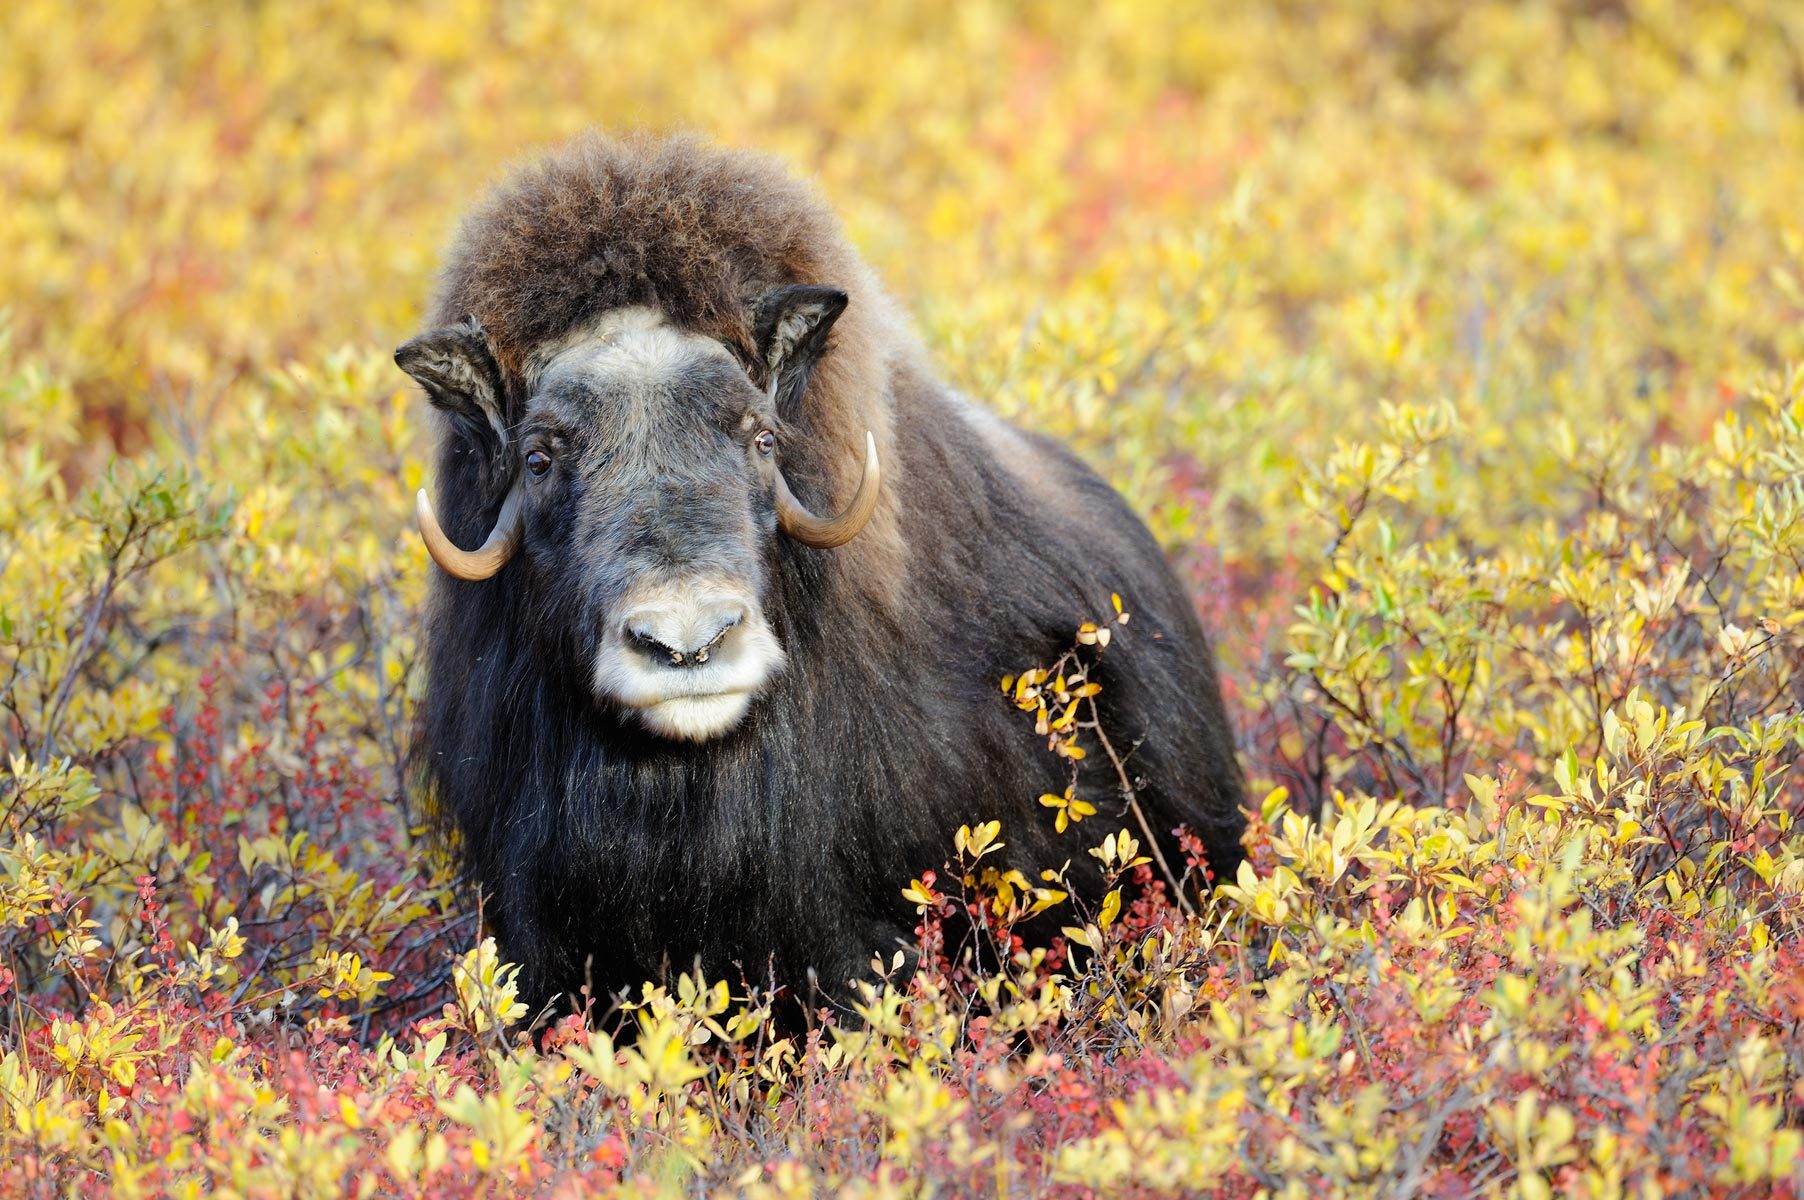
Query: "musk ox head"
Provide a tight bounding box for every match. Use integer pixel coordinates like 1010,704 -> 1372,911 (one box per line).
396,285 -> 879,741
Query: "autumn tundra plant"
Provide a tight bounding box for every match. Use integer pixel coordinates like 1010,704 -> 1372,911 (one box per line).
6,1 -> 1804,1195
10,348 -> 1804,1194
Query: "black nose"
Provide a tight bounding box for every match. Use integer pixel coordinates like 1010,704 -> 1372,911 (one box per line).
629,617 -> 740,668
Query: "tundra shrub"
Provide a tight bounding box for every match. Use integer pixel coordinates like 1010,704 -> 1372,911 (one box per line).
3,1 -> 1804,1196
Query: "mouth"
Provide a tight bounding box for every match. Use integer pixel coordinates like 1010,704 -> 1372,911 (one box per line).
590,593 -> 785,742
629,691 -> 756,741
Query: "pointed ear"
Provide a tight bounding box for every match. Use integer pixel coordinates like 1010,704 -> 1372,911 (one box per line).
751,285 -> 848,419
395,320 -> 511,449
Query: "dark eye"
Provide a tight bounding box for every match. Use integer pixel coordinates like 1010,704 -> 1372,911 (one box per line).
525,449 -> 552,477
753,429 -> 776,457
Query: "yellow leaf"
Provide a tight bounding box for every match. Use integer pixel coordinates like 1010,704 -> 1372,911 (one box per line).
1098,889 -> 1121,929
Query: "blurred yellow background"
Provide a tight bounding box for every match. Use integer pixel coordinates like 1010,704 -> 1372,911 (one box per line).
10,1 -> 1801,474
7,0 -> 1804,817
4,4 -> 1804,1193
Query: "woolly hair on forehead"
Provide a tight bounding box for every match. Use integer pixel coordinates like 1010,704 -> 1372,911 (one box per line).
430,133 -> 859,385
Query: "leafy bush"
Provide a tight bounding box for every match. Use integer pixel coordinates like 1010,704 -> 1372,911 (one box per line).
3,1 -> 1803,1195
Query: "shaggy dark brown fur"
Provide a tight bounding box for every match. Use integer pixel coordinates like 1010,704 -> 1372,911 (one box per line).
407,134 -> 1245,1016
435,135 -> 903,561
439,134 -> 855,372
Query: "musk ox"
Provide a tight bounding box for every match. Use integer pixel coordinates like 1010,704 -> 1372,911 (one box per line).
398,134 -> 1244,1014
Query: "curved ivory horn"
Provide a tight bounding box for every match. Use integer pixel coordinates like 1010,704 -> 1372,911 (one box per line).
416,482 -> 523,581
775,431 -> 881,549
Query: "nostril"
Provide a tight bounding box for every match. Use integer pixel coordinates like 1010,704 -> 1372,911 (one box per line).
630,630 -> 689,666
689,618 -> 738,665
627,614 -> 743,668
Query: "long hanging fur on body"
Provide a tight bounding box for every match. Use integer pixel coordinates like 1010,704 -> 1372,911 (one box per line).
413,134 -> 1246,1014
